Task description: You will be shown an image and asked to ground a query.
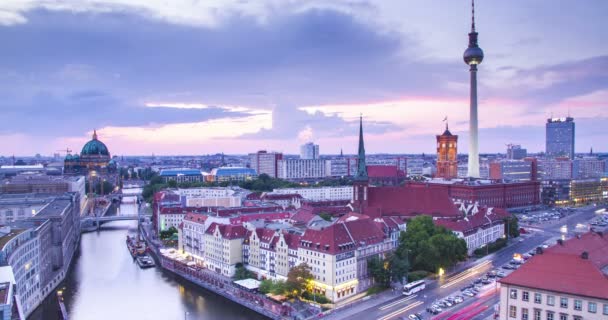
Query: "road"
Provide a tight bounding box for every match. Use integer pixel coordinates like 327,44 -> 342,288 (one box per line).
347,205 -> 604,320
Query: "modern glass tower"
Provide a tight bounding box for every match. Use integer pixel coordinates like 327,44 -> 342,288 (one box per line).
546,117 -> 575,159
463,0 -> 484,178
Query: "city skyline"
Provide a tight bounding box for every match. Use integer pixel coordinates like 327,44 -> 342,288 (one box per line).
1,1 -> 607,155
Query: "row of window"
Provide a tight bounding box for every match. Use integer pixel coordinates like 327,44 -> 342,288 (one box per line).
508,306 -> 601,320
509,289 -> 606,314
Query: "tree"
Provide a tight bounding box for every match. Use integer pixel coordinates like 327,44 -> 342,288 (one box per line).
159,226 -> 178,240
368,256 -> 390,287
505,216 -> 520,238
400,215 -> 467,273
233,263 -> 255,280
167,180 -> 178,188
259,279 -> 273,294
388,252 -> 409,284
286,263 -> 313,297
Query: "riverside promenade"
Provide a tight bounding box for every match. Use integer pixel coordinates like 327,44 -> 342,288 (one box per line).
140,223 -> 291,320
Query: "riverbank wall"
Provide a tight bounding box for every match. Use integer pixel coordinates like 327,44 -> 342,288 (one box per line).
140,224 -> 289,320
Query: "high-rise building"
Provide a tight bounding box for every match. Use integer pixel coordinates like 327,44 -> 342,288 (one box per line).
249,150 -> 283,178
546,117 -> 575,159
506,144 -> 527,160
299,142 -> 319,160
463,0 -> 484,178
436,123 -> 458,179
276,159 -> 328,180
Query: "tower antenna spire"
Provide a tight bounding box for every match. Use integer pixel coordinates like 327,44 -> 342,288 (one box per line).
471,0 -> 476,32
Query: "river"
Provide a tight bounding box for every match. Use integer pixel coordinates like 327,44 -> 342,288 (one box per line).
29,190 -> 266,320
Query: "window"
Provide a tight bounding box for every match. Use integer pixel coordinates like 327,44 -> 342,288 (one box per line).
510,289 -> 518,299
572,317 -> 581,320
547,295 -> 555,306
533,309 -> 541,320
588,302 -> 596,313
573,300 -> 582,311
523,291 -> 530,302
560,297 -> 568,308
509,306 -> 517,318
546,311 -> 554,320
522,308 -> 529,320
534,293 -> 542,304
604,304 -> 608,315
559,314 -> 567,320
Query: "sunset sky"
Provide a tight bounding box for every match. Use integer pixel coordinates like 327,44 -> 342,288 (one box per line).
1,0 -> 607,156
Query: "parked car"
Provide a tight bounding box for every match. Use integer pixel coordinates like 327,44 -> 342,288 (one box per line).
496,271 -> 506,278
408,314 -> 421,320
463,291 -> 475,297
453,296 -> 464,304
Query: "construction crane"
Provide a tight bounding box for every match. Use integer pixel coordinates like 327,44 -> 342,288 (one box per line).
56,148 -> 73,155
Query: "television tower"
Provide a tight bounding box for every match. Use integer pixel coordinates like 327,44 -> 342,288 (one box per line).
463,0 -> 484,178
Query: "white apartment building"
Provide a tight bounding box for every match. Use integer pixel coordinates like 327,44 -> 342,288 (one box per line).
272,186 -> 353,201
499,232 -> 608,320
203,223 -> 247,277
277,159 -> 328,180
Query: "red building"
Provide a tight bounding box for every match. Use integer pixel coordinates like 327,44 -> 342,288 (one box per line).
435,124 -> 458,179
408,180 -> 540,209
367,165 -> 406,186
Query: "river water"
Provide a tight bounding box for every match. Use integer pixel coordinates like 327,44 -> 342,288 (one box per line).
29,190 -> 266,320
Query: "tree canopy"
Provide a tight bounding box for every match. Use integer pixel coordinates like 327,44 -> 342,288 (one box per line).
400,215 -> 467,273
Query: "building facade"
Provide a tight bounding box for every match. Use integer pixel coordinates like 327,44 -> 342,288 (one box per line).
64,130 -> 116,174
249,151 -> 283,178
572,158 -> 605,180
300,142 -> 320,160
209,167 -> 256,182
489,160 -> 534,182
277,159 -> 328,180
203,223 -> 247,277
546,117 -> 575,159
159,169 -> 204,183
507,144 -> 527,160
539,158 -> 573,180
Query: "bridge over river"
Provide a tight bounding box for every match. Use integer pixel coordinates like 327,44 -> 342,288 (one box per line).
81,186 -> 150,231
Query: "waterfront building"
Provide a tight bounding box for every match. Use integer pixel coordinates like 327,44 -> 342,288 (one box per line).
0,266 -> 19,320
489,160 -> 534,181
539,158 -> 573,180
436,124 -> 459,179
243,228 -> 301,280
546,117 -> 575,159
271,186 -> 353,201
300,142 -> 320,160
498,232 -> 608,320
0,194 -> 58,224
249,151 -> 283,178
64,130 -> 117,174
572,158 -> 605,179
209,167 -> 256,182
507,144 -> 527,160
277,159 -> 328,180
203,223 -> 247,277
0,174 -> 86,213
159,169 -> 204,184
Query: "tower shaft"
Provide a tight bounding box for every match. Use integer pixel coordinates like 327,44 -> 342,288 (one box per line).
468,64 -> 480,178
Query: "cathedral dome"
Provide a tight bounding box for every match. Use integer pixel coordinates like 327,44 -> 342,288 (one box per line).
81,130 -> 110,156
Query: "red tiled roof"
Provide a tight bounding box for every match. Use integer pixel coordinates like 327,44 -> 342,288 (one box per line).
434,207 -> 510,236
282,232 -> 301,250
545,232 -> 608,269
300,224 -> 355,255
336,212 -> 369,223
366,165 -> 404,178
343,219 -> 385,246
205,222 -> 247,239
290,209 -> 316,224
365,184 -> 460,217
499,251 -> 608,300
183,212 -> 209,224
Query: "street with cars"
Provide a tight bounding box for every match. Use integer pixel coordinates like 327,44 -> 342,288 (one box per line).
344,204 -> 607,320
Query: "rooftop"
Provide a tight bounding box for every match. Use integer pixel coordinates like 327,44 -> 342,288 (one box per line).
159,169 -> 202,176
499,232 -> 608,300
0,229 -> 27,250
35,199 -> 72,218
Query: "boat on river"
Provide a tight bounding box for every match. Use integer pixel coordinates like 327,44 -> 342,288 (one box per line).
126,235 -> 147,258
136,254 -> 156,269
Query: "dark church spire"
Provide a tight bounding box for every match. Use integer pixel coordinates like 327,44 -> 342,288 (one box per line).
355,115 -> 368,180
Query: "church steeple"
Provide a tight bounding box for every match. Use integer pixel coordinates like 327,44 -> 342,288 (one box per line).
355,115 -> 368,180
92,129 -> 98,140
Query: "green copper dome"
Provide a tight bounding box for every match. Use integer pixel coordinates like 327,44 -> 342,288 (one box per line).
81,130 -> 110,156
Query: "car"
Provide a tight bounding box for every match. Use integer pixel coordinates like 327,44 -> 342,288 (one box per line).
502,264 -> 515,270
426,306 -> 440,315
441,300 -> 453,307
482,278 -> 492,285
496,271 -> 506,278
461,285 -> 473,291
432,305 -> 443,313
463,291 -> 475,297
473,278 -> 483,284
408,314 -> 421,320
453,296 -> 464,304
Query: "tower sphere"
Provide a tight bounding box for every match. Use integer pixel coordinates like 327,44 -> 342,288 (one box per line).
463,46 -> 484,65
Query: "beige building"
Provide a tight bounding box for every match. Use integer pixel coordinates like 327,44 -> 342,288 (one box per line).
203,223 -> 247,277
243,228 -> 300,280
499,232 -> 608,320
